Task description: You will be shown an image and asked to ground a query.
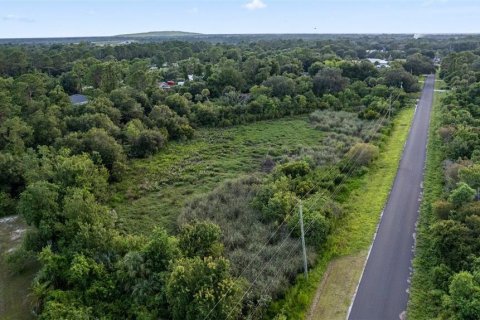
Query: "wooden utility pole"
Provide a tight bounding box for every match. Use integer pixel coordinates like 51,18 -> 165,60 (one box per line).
299,201 -> 308,279
388,94 -> 392,120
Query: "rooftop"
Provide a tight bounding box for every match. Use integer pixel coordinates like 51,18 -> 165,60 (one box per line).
69,94 -> 89,105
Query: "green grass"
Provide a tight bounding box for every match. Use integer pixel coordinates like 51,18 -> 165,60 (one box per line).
110,116 -> 324,234
407,79 -> 446,319
268,106 -> 416,319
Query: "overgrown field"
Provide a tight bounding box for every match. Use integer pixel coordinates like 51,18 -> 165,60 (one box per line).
109,116 -> 325,233
110,108 -> 391,318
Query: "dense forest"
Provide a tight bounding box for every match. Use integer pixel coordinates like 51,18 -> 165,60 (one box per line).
0,35 -> 473,319
409,51 -> 480,320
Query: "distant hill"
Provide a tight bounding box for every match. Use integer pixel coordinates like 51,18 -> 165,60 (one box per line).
115,31 -> 202,38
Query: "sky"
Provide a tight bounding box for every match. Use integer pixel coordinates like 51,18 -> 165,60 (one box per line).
0,0 -> 479,38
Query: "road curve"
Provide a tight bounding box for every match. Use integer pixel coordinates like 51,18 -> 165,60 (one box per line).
348,75 -> 435,320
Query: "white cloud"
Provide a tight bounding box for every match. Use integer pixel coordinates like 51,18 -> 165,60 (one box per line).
244,0 -> 267,10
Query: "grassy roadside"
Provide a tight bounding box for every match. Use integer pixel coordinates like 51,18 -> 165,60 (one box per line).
269,106 -> 415,319
407,79 -> 446,319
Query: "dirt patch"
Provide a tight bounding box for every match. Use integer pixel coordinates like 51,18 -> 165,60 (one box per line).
307,251 -> 368,320
0,215 -> 35,320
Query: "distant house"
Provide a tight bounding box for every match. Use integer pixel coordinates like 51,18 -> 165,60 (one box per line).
69,94 -> 89,106
159,82 -> 171,89
367,58 -> 390,69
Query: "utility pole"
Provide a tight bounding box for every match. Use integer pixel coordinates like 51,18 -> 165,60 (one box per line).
388,94 -> 392,120
299,200 -> 308,279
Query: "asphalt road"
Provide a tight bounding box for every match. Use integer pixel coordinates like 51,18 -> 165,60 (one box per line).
348,75 -> 435,320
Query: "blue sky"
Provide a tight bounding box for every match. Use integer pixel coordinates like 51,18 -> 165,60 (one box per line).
0,0 -> 479,38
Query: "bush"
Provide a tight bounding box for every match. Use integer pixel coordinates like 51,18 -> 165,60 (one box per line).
129,129 -> 167,158
433,200 -> 454,220
288,208 -> 330,247
449,183 -> 475,208
346,143 -> 379,167
276,161 -> 311,178
166,256 -> 244,320
262,190 -> 299,222
442,271 -> 480,320
178,221 -> 223,258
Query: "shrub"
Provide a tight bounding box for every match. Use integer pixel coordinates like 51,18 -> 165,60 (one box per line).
132,130 -> 166,158
433,200 -> 455,220
346,142 -> 379,167
288,208 -> 330,247
449,183 -> 475,208
457,202 -> 480,221
276,161 -> 311,179
442,271 -> 480,320
431,220 -> 472,271
262,190 -> 299,222
179,221 -> 223,258
166,256 -> 244,320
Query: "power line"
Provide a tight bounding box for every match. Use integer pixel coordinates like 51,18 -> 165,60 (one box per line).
205,92 -> 406,319
225,111 -> 393,319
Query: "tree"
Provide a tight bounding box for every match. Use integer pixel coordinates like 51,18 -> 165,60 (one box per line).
459,164 -> 480,192
0,116 -> 33,154
312,68 -> 349,96
88,61 -> 122,93
404,53 -> 435,75
29,107 -> 63,146
166,256 -> 243,320
148,105 -> 194,139
340,60 -> 378,81
207,64 -> 245,96
449,183 -> 476,208
192,103 -> 218,126
109,88 -> 144,122
308,61 -> 324,76
262,76 -> 296,97
443,271 -> 480,320
383,68 -> 420,93
129,129 -> 166,158
288,208 -> 330,247
18,181 -> 60,248
165,93 -> 191,116
431,220 -> 472,271
82,128 -> 126,172
126,60 -> 154,91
